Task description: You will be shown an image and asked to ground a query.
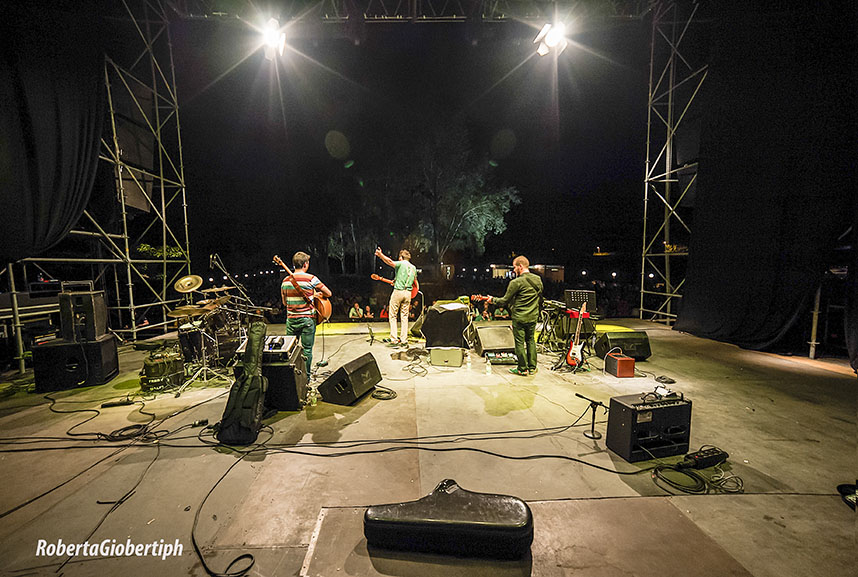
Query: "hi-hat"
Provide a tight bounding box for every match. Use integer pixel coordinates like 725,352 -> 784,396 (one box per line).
167,306 -> 206,318
174,275 -> 203,293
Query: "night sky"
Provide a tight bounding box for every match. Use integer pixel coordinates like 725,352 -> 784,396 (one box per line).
170,15 -> 651,276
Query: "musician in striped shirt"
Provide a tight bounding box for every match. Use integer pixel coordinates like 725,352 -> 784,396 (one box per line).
281,252 -> 332,376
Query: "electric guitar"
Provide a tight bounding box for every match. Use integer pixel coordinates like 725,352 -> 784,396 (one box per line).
371,274 -> 419,299
566,302 -> 587,369
273,255 -> 332,324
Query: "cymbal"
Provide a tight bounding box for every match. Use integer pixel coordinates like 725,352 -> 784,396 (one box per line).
200,286 -> 232,293
174,275 -> 203,293
167,306 -> 206,318
198,295 -> 231,307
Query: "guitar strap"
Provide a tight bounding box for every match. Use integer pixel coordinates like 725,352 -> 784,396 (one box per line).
287,273 -> 315,310
522,274 -> 543,310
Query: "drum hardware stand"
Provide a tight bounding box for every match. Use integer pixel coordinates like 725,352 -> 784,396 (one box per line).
179,322 -> 230,393
575,392 -> 608,440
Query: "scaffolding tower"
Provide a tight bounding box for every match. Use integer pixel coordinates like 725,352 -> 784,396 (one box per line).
19,0 -> 191,345
639,1 -> 708,324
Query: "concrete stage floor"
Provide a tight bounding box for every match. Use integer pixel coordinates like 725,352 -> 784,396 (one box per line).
0,319 -> 854,576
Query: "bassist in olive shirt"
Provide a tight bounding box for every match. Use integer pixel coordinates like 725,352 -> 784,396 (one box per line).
487,255 -> 543,376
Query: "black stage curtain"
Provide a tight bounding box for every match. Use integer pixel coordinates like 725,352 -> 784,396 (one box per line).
0,7 -> 106,263
674,7 -> 856,370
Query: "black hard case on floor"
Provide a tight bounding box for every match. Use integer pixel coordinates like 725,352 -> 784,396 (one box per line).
364,479 -> 533,559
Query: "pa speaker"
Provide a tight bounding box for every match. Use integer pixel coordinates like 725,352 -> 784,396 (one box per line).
473,326 -> 515,356
59,291 -> 108,342
318,353 -> 381,405
594,331 -> 651,360
33,335 -> 119,392
606,393 -> 691,462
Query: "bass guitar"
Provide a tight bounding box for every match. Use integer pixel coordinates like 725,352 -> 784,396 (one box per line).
566,302 -> 587,370
273,255 -> 332,324
371,274 -> 419,299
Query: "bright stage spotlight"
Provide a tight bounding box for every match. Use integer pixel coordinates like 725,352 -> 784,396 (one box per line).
263,18 -> 285,61
534,23 -> 568,57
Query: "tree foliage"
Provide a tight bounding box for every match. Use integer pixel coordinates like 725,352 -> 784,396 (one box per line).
323,119 -> 519,275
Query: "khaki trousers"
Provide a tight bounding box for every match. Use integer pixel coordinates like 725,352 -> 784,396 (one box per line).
388,289 -> 411,343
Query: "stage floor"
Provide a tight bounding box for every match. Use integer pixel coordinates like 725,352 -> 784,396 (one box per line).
0,320 -> 853,577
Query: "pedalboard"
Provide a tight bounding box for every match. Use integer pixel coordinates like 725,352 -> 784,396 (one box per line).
680,447 -> 729,469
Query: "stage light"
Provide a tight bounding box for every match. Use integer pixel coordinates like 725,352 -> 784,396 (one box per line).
581,270 -> 587,276
263,18 -> 285,61
209,277 -> 213,282
648,273 -> 655,279
223,276 -> 227,280
612,272 -> 617,278
534,23 -> 568,57
473,268 -> 477,272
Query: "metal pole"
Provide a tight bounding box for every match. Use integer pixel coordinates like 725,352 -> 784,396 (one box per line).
8,263 -> 26,375
809,284 -> 821,359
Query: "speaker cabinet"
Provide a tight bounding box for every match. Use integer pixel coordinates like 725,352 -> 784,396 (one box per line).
606,393 -> 691,462
421,306 -> 469,349
473,325 -> 515,356
33,335 -> 119,392
318,353 -> 381,405
59,291 -> 108,342
234,342 -> 308,411
594,331 -> 651,360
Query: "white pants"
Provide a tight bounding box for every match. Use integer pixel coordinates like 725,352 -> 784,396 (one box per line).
388,289 -> 411,343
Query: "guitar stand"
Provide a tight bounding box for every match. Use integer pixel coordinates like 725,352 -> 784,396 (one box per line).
575,392 -> 608,440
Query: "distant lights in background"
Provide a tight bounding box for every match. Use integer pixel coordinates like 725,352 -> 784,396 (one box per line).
648,273 -> 655,278
223,276 -> 227,280
344,160 -> 355,169
244,274 -> 249,278
208,277 -> 213,282
581,270 -> 587,276
611,272 -> 617,278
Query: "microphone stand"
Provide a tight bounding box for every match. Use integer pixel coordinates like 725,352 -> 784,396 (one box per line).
575,392 -> 608,440
210,253 -> 255,306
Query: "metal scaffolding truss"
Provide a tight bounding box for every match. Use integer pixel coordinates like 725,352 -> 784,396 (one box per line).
22,0 -> 191,342
170,0 -> 650,24
639,1 -> 708,324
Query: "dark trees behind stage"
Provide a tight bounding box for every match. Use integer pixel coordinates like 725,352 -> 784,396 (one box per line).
315,120 -> 520,278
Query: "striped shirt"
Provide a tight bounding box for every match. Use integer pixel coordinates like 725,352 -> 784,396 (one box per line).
281,272 -> 322,318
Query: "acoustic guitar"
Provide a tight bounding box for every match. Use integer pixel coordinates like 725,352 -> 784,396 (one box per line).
273,255 -> 332,324
371,274 -> 419,299
566,302 -> 587,369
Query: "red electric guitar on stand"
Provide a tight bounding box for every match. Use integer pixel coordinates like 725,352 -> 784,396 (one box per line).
371,274 -> 419,299
273,255 -> 332,324
565,302 -> 588,371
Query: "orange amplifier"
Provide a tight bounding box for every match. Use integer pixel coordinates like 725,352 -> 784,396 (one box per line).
606,353 -> 635,378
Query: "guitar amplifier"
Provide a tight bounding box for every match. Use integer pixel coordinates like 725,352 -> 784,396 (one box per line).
140,352 -> 184,391
605,353 -> 635,377
429,347 -> 464,367
606,393 -> 691,462
234,337 -> 307,410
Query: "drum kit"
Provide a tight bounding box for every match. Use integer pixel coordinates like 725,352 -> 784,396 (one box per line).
166,274 -> 266,386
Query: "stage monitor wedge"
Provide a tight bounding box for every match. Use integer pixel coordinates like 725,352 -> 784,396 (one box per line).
594,331 -> 651,360
473,325 -> 515,357
318,353 -> 381,405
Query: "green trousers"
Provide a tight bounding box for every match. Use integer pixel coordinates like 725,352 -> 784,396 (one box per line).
511,320 -> 538,372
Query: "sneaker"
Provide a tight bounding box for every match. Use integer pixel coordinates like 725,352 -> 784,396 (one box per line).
529,367 -> 539,375
509,368 -> 529,376
382,338 -> 394,343
387,339 -> 402,347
